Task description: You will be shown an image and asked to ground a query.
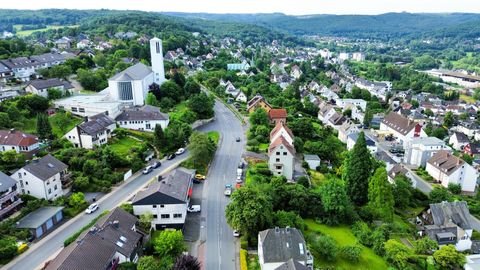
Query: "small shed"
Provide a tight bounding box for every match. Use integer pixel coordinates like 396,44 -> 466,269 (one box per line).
304,154 -> 321,170
16,206 -> 64,239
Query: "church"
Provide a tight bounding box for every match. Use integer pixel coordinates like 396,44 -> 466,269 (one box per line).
54,38 -> 166,118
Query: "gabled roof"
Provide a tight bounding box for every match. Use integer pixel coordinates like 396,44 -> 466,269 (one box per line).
19,154 -> 68,181
116,105 -> 169,122
427,150 -> 464,176
381,111 -> 419,136
387,164 -> 408,180
0,171 -> 17,193
259,227 -> 309,264
0,129 -> 38,147
28,78 -> 73,90
247,95 -> 272,111
429,201 -> 472,230
274,259 -> 309,270
109,63 -> 152,81
270,122 -> 294,142
269,109 -> 287,120
269,136 -> 296,156
45,208 -> 142,270
78,113 -> 115,136
132,167 -> 194,205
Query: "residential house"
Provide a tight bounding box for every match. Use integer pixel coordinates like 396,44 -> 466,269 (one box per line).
352,52 -> 366,62
45,208 -> 144,269
0,129 -> 39,156
337,120 -> 359,143
268,129 -> 295,180
404,137 -> 452,167
64,113 -> 116,149
11,154 -> 71,200
335,99 -> 367,112
247,95 -> 272,114
464,142 -> 480,161
16,206 -> 64,239
116,105 -> 170,132
303,154 -> 320,170
227,61 -> 250,71
0,53 -> 74,81
387,164 -> 416,188
355,78 -> 392,101
453,122 -> 480,138
164,50 -> 178,62
25,78 -> 74,98
449,132 -> 469,151
76,39 -> 91,49
0,172 -> 22,219
380,112 -> 427,146
425,150 -> 477,192
268,109 -> 287,125
347,133 -> 377,155
317,102 -> 336,125
418,201 -> 473,251
0,62 -> 13,82
270,122 -> 294,146
235,90 -> 247,103
290,65 -> 303,80
326,112 -> 346,129
132,168 -> 194,230
258,227 -> 313,270
54,37 -> 71,49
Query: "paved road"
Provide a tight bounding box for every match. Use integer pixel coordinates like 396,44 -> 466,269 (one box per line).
4,154 -> 189,270
197,101 -> 245,270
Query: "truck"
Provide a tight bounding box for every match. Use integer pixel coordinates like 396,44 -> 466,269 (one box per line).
224,184 -> 232,196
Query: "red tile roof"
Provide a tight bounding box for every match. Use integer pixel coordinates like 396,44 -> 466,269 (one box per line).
0,129 -> 38,147
268,135 -> 296,156
268,109 -> 287,120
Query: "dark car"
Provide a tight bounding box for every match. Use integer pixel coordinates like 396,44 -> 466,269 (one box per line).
151,161 -> 161,168
167,153 -> 176,160
236,137 -> 241,142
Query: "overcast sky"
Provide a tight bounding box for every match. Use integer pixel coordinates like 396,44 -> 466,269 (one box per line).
2,0 -> 480,15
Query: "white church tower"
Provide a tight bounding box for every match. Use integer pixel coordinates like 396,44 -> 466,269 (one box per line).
150,37 -> 166,85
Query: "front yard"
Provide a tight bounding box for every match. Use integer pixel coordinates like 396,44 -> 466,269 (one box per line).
109,136 -> 147,158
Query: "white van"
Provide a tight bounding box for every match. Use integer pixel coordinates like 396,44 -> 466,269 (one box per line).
187,205 -> 201,213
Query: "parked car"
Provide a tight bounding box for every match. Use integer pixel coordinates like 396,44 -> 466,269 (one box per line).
142,166 -> 153,174
151,161 -> 161,168
224,184 -> 232,196
233,230 -> 240,237
167,153 -> 176,160
236,176 -> 242,183
175,148 -> 185,155
235,137 -> 241,142
85,203 -> 99,214
194,174 -> 206,180
237,162 -> 244,169
187,205 -> 201,213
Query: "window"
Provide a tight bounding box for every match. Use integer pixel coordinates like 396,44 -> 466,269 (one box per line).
18,172 -> 22,178
153,215 -> 158,219
48,188 -> 52,194
283,152 -> 287,156
79,108 -> 85,113
276,165 -> 282,170
161,214 -> 170,219
46,181 -> 50,185
153,205 -> 157,208
276,152 -> 280,156
24,172 -> 26,176
25,181 -> 28,185
173,213 -> 182,218
54,185 -> 57,190
276,158 -> 280,162
71,107 -> 78,112
160,205 -> 164,208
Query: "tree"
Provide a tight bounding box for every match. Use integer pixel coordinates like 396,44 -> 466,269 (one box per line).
273,210 -> 305,230
319,179 -> 353,225
153,230 -> 186,259
429,186 -> 452,203
184,79 -> 201,97
393,175 -> 413,209
36,113 -> 53,140
342,132 -> 373,206
139,212 -> 153,230
341,246 -> 362,263
172,72 -> 186,88
433,245 -> 466,270
225,186 -> 273,237
311,235 -> 338,262
249,108 -> 269,126
414,237 -> 438,255
145,92 -> 159,106
0,236 -> 17,260
68,192 -> 87,210
47,88 -> 63,100
368,167 -> 394,221
137,256 -> 170,270
448,183 -> 462,194
444,111 -> 454,127
188,131 -> 216,167
154,124 -> 166,150
160,80 -> 184,102
187,93 -> 214,119
384,239 -> 412,269
173,255 -> 201,270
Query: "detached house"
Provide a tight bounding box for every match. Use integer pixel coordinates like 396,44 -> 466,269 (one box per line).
0,129 -> 39,156
116,105 -> 170,131
25,78 -> 74,98
449,132 -> 469,151
426,151 -> 477,192
64,113 -> 116,149
247,95 -> 272,114
404,137 -> 452,167
258,227 -> 313,270
338,120 -> 359,143
268,126 -> 296,180
45,208 -> 144,270
11,154 -> 71,200
268,109 -> 287,125
380,112 -> 427,146
418,201 -> 473,251
132,168 -> 194,230
0,172 -> 22,219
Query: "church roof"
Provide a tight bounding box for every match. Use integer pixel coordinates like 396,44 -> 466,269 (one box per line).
109,63 -> 152,81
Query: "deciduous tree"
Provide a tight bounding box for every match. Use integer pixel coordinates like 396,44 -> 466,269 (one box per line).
153,230 -> 186,259
433,245 -> 466,270
384,239 -> 412,269
319,179 -> 353,225
368,167 -> 394,221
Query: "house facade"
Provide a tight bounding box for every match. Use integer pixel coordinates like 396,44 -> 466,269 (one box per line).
268,108 -> 287,125
25,78 -> 74,98
426,151 -> 477,192
404,137 -> 452,167
247,95 -> 272,114
0,129 -> 39,156
64,113 -> 116,149
132,168 -> 194,230
268,136 -> 295,180
449,132 -> 469,151
0,172 -> 23,219
380,112 -> 427,146
116,105 -> 169,131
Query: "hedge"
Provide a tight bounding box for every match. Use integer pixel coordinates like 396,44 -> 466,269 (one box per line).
240,249 -> 248,270
63,211 -> 109,246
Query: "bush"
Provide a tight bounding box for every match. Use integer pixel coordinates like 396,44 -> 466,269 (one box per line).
240,249 -> 248,270
447,183 -> 462,194
341,245 -> 362,263
352,221 -> 372,247
311,235 -> 338,262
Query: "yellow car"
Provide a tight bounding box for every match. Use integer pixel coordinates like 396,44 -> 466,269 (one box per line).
194,174 -> 206,180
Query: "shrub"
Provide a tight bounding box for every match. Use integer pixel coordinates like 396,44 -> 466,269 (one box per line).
311,235 -> 338,262
447,183 -> 462,194
352,222 -> 372,247
341,245 -> 362,262
240,249 -> 248,270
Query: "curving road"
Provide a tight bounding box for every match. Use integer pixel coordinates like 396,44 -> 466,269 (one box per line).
197,101 -> 245,270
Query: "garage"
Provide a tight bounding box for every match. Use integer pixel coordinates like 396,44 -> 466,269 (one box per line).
16,206 -> 64,239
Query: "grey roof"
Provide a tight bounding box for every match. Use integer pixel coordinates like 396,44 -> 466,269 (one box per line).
116,105 -> 169,121
28,78 -> 73,90
20,154 -> 68,181
78,113 -> 115,136
0,53 -> 72,70
16,207 -> 64,229
347,132 -> 376,146
430,201 -> 472,230
452,132 -> 469,143
0,62 -> 11,73
132,167 -> 194,205
303,154 -> 320,161
45,208 -> 142,270
109,63 -> 152,81
274,259 -> 308,270
0,171 -> 17,193
259,227 -> 309,264
427,150 -> 464,176
410,136 -> 445,146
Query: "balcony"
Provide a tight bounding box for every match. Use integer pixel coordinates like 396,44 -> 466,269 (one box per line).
61,172 -> 73,189
0,190 -> 19,205
0,199 -> 22,218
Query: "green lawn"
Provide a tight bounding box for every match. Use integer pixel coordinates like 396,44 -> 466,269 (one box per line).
309,170 -> 327,187
247,254 -> 260,270
207,131 -> 220,145
305,220 -> 388,270
14,25 -> 79,37
460,94 -> 476,104
109,137 -> 145,157
50,113 -> 83,138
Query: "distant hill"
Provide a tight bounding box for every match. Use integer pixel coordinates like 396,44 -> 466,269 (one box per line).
164,12 -> 480,39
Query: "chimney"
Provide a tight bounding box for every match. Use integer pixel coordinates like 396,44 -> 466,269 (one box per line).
274,227 -> 280,233
286,226 -> 291,233
113,220 -> 119,228
9,128 -> 15,133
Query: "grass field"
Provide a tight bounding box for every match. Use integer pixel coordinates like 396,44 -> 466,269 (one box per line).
305,220 -> 389,270
109,137 -> 145,157
309,170 -> 327,187
14,25 -> 79,37
50,112 -> 83,138
460,94 -> 476,104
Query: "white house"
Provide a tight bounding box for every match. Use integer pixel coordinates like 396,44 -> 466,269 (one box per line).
54,94 -> 123,118
380,112 -> 427,147
116,105 -> 169,131
335,99 -> 367,112
290,65 -> 303,80
347,132 -> 377,155
268,131 -> 295,180
449,132 -> 469,151
387,164 -> 416,188
25,78 -> 74,98
132,168 -> 194,230
258,227 -> 313,270
352,52 -> 366,62
404,137 -> 452,167
338,120 -> 359,143
270,122 -> 294,146
11,154 -> 70,200
235,90 -> 248,103
304,154 -> 320,170
0,129 -> 39,156
64,113 -> 116,149
426,150 -> 477,192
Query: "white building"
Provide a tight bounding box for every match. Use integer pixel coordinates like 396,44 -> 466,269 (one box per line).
338,120 -> 359,143
426,151 -> 477,192
11,155 -> 70,200
64,113 -> 116,149
116,105 -> 169,131
347,132 -> 377,155
338,52 -> 350,61
335,99 -> 367,112
404,137 -> 452,167
132,168 -> 194,230
54,94 -> 123,118
25,78 -> 74,98
0,129 -> 39,156
150,37 -> 166,85
304,154 -> 320,170
380,112 -> 427,147
270,122 -> 294,147
108,63 -> 154,107
449,132 -> 469,151
352,52 -> 366,62
269,124 -> 296,180
258,227 -> 313,270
